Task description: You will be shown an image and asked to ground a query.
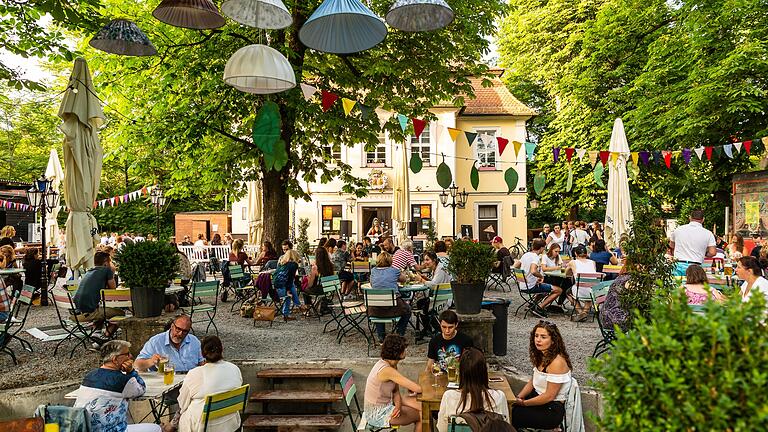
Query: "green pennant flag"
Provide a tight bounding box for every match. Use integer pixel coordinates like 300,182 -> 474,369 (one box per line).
534,171 -> 546,196
397,114 -> 408,132
470,162 -> 479,190
464,131 -> 478,146
410,152 -> 423,173
593,162 -> 605,188
504,168 -> 518,194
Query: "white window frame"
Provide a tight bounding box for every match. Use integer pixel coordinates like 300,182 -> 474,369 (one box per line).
363,131 -> 391,167
408,124 -> 433,166
475,202 -> 502,243
473,127 -> 501,170
323,142 -> 343,165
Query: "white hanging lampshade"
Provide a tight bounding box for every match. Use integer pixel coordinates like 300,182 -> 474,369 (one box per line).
152,0 -> 226,29
223,44 -> 296,94
299,0 -> 387,54
89,19 -> 157,56
385,0 -> 454,32
221,0 -> 293,29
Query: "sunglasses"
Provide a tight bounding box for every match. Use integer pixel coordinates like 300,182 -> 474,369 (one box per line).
538,319 -> 557,328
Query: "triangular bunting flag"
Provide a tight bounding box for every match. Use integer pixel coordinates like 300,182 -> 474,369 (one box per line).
480,134 -> 493,144
447,128 -> 461,143
525,142 -> 537,161
435,124 -> 444,145
513,141 -> 523,156
565,148 -> 575,162
639,151 -> 650,166
705,146 -> 713,160
141,186 -> 148,195
576,148 -> 587,160
682,148 -> 692,164
359,104 -> 373,121
733,142 -> 742,153
662,151 -> 672,168
341,98 -> 356,116
497,137 -> 509,155
723,144 -> 733,159
397,114 -> 408,132
599,150 -> 609,166
375,108 -> 392,129
321,90 -> 338,112
464,131 -> 478,146
553,147 -> 560,163
300,83 -> 317,101
744,140 -> 752,154
588,151 -> 598,165
412,118 -> 427,139
694,147 -> 705,160
610,152 -> 619,165
631,152 -> 639,166
652,151 -> 662,165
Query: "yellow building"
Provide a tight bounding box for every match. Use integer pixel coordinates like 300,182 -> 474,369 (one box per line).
232,69 -> 536,245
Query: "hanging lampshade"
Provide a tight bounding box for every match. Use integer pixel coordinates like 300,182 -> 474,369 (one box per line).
89,19 -> 157,56
299,0 -> 387,54
223,44 -> 296,94
152,0 -> 226,29
221,0 -> 293,29
385,0 -> 454,32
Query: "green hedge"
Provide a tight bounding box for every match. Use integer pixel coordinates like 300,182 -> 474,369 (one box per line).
591,292 -> 768,430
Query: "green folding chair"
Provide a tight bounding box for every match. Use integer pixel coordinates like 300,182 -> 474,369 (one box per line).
190,281 -> 220,336
590,283 -> 614,357
200,384 -> 250,432
571,272 -> 604,321
363,288 -> 399,355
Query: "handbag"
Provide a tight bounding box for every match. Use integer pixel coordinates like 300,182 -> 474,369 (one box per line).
253,305 -> 276,322
457,411 -> 507,432
239,301 -> 256,318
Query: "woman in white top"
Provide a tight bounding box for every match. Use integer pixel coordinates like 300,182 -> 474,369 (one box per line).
436,347 -> 509,432
512,321 -> 572,430
540,243 -> 562,272
565,246 -> 598,320
546,225 -> 566,249
174,336 -> 243,432
735,256 -> 768,305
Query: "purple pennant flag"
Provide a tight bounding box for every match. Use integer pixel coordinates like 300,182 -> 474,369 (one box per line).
682,148 -> 692,164
639,151 -> 650,166
553,147 -> 560,163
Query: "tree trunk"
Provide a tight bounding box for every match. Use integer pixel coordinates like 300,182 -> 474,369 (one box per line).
262,169 -> 290,245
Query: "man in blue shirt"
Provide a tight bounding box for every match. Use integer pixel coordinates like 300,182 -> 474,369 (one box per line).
72,251 -> 122,337
134,315 -> 204,373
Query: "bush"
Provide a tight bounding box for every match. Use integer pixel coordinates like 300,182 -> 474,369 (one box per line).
591,292 -> 768,430
296,218 -> 310,257
115,240 -> 180,292
445,240 -> 495,284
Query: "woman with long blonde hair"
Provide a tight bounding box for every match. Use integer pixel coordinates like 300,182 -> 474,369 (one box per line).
273,249 -> 302,321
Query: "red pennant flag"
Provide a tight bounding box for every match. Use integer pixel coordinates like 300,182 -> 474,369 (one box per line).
411,118 -> 427,139
141,186 -> 148,195
321,90 -> 338,112
662,151 -> 671,169
565,148 -> 575,162
599,151 -> 610,166
497,137 -> 509,155
705,146 -> 713,160
744,140 -> 752,154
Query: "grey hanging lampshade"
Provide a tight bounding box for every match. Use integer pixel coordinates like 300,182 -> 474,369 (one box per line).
299,0 -> 387,54
223,44 -> 296,94
221,0 -> 293,29
385,0 -> 454,32
89,19 -> 157,56
152,0 -> 226,29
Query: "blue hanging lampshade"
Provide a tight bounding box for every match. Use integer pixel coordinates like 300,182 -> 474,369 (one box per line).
385,0 -> 454,32
89,19 -> 157,56
299,0 -> 387,54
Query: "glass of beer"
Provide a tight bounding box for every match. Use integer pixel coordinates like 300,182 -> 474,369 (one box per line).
447,364 -> 457,383
157,356 -> 168,374
163,361 -> 175,385
724,265 -> 733,276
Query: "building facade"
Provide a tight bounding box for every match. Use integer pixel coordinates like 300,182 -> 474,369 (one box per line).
232,69 -> 536,245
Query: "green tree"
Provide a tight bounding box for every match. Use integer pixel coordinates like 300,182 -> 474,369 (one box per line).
0,90 -> 59,181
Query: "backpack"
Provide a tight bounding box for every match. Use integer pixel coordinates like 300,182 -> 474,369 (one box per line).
457,411 -> 507,432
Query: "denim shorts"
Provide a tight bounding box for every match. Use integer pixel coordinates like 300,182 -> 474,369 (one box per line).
523,283 -> 553,294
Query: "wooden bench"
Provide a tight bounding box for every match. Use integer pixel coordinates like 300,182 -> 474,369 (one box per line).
256,368 -> 346,380
250,389 -> 342,403
243,414 -> 345,429
0,417 -> 44,432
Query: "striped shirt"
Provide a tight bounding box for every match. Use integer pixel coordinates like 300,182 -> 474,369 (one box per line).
391,249 -> 416,270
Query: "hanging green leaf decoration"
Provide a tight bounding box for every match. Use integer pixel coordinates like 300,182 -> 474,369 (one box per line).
627,162 -> 638,181
504,167 -> 518,194
470,162 -> 480,190
566,166 -> 573,192
252,101 -> 281,154
593,162 -> 605,188
409,152 -> 423,173
263,139 -> 289,171
436,160 -> 452,189
534,171 -> 546,196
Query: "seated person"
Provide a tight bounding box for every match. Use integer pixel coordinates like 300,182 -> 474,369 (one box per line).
364,335 -> 422,432
391,241 -> 421,271
512,321 -> 574,430
565,245 -> 598,321
253,240 -> 276,267
0,245 -> 22,293
171,336 -> 243,432
589,239 -> 619,273
514,239 -> 563,318
352,242 -> 369,261
434,240 -> 450,268
426,310 -> 474,373
72,251 -> 123,337
491,236 -> 510,274
683,264 -> 724,305
363,236 -> 380,256
301,247 -> 335,313
0,277 -> 9,322
133,314 -> 204,373
369,252 -> 411,343
414,252 -> 453,336
74,340 -> 161,432
436,348 -> 509,432
332,240 -> 356,296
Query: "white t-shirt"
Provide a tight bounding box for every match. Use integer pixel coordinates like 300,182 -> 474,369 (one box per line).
178,361 -> 243,432
670,221 -> 715,263
740,276 -> 768,305
532,367 -> 571,402
547,232 -> 565,248
194,239 -> 206,248
542,254 -> 560,269
436,388 -> 509,432
519,251 -> 542,287
571,229 -> 590,247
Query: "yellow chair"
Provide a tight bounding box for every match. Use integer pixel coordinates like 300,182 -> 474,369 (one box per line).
200,384 -> 250,432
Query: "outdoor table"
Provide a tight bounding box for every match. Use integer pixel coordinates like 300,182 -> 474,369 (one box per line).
544,269 -> 567,279
65,371 -> 185,424
417,369 -> 514,431
0,268 -> 25,276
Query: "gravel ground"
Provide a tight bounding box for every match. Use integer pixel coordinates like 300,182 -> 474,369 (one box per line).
0,281 -> 603,391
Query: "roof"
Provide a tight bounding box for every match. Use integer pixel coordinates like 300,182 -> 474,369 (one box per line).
460,69 -> 537,117
175,211 -> 231,215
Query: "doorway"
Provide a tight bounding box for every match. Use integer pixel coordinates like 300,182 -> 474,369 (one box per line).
361,207 -> 392,239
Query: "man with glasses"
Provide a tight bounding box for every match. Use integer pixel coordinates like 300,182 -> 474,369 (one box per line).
134,315 -> 204,373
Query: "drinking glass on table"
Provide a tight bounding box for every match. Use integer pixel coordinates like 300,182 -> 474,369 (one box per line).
157,356 -> 168,374
163,361 -> 175,385
431,362 -> 443,388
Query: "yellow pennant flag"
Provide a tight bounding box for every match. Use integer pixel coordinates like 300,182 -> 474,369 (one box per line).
610,152 -> 619,165
341,98 -> 356,116
447,128 -> 462,142
513,140 -> 523,156
762,137 -> 768,146
631,152 -> 639,167
588,151 -> 598,165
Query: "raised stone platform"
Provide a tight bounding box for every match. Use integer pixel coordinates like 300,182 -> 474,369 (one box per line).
457,310 -> 496,360
120,313 -> 175,357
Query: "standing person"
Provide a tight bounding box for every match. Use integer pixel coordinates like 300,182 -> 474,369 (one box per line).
332,240 -> 355,296
546,225 -> 566,250
515,239 -> 563,318
669,209 -> 717,276
425,310 -> 473,372
512,321 -> 574,430
588,221 -> 603,243
363,335 -> 422,432
134,315 -> 204,373
589,239 -> 618,273
490,236 -> 510,274
735,256 -> 768,306
435,348 -> 509,432
539,224 -> 551,241
272,250 -> 303,321
570,222 -> 590,251
367,217 -> 385,238
74,340 -> 161,432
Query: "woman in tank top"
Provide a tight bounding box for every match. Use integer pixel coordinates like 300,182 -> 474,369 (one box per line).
565,245 -> 598,321
682,264 -> 724,305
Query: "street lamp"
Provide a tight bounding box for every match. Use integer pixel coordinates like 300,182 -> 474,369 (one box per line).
439,182 -> 469,239
150,186 -> 167,238
26,175 -> 59,306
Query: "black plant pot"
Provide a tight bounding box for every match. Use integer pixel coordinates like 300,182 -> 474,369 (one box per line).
451,281 -> 486,314
130,286 -> 165,318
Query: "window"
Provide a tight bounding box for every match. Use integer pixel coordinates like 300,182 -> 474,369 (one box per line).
474,128 -> 499,169
477,204 -> 499,243
366,132 -> 387,166
410,127 -> 431,165
411,204 -> 433,235
321,205 -> 343,235
323,143 -> 342,163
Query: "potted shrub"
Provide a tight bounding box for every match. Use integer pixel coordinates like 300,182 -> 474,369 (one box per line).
446,240 -> 496,314
115,240 -> 180,318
